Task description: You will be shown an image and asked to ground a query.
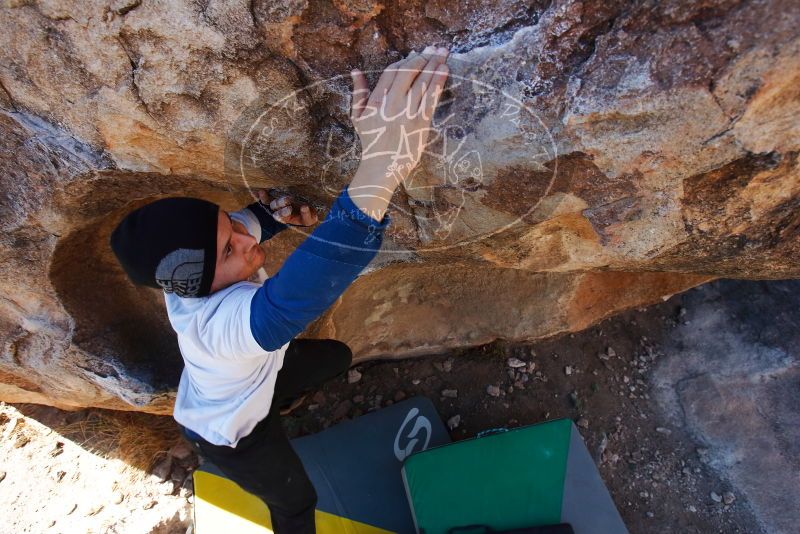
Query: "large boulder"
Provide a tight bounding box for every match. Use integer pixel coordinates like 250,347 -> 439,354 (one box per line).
0,0 -> 797,412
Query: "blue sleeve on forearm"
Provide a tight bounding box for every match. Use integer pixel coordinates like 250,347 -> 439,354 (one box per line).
244,201 -> 289,242
249,185 -> 391,351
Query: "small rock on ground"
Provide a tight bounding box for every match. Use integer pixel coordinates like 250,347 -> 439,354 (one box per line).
347,369 -> 362,384
507,357 -> 527,369
447,415 -> 461,430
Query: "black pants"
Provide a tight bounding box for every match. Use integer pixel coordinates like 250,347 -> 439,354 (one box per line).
181,338 -> 352,533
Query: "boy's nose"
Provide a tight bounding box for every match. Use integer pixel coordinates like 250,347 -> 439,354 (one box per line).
232,221 -> 255,240
237,232 -> 256,246
236,230 -> 256,247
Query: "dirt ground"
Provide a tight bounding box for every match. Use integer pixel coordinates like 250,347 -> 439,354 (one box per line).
3,280 -> 796,533
0,403 -> 192,533
282,288 -> 765,534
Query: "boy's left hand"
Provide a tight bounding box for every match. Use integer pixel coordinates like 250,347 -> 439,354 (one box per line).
256,189 -> 319,227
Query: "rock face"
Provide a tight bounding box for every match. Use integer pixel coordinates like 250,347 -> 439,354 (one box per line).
0,0 -> 797,412
653,280 -> 800,534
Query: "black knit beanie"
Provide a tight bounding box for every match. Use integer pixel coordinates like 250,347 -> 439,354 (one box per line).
110,197 -> 219,298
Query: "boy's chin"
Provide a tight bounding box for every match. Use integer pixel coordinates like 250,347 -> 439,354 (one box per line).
253,247 -> 265,266
249,255 -> 265,276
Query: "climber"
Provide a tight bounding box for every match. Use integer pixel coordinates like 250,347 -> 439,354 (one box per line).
108,46 -> 450,533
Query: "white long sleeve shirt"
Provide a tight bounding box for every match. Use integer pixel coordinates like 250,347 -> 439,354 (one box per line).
165,207 -> 289,447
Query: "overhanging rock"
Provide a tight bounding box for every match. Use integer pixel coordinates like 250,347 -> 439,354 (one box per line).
0,0 -> 797,412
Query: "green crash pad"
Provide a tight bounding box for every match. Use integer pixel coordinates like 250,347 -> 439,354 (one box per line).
401,419 -> 627,534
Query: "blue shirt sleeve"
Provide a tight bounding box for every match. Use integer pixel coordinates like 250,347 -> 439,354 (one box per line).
249,185 -> 391,351
244,201 -> 289,242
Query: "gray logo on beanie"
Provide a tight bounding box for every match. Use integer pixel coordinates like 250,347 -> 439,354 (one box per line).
155,248 -> 205,297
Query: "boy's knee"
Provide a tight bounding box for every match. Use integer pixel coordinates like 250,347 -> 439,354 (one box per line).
311,339 -> 352,382
331,339 -> 353,372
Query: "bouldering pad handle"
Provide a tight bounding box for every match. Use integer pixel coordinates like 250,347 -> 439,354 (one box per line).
475,427 -> 509,438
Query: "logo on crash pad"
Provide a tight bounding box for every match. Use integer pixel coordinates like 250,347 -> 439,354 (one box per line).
394,407 -> 432,462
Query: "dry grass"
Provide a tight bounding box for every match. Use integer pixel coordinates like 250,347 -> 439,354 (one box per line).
54,410 -> 181,473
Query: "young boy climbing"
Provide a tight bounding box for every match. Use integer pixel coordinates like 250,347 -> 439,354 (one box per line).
109,46 -> 450,532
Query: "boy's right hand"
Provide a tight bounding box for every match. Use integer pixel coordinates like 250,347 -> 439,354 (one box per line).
350,46 -> 450,183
